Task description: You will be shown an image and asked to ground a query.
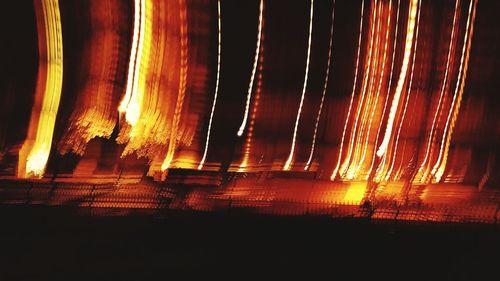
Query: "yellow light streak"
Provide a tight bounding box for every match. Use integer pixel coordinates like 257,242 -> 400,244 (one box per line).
305,0 -> 335,171
237,0 -> 264,137
376,0 -> 418,158
330,0 -> 365,180
432,0 -> 477,182
19,0 -> 63,178
283,0 -> 314,171
198,0 -> 222,170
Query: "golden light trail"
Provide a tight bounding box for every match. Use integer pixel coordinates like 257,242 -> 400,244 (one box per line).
416,0 -> 460,183
120,0 -> 146,127
283,0 -> 314,171
239,12 -> 265,172
384,0 -> 421,182
342,0 -> 378,179
330,0 -> 365,180
432,0 -> 477,183
376,0 -> 418,158
348,0 -> 383,179
198,0 -> 222,170
18,0 -> 63,178
304,0 -> 335,171
237,0 -> 264,137
119,0 -> 141,115
368,0 -> 400,181
161,0 -> 189,171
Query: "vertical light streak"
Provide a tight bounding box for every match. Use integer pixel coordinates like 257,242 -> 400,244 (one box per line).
19,0 -> 63,177
161,0 -> 189,171
239,13 -> 265,171
360,0 -> 393,179
121,0 -> 146,127
283,0 -> 314,171
304,0 -> 335,170
416,0 -> 460,183
348,0 -> 382,178
432,0 -> 477,182
237,0 -> 264,137
119,0 -> 141,114
384,0 -> 421,181
330,0 -> 365,180
370,0 -> 401,182
341,0 -> 378,179
198,0 -> 222,170
376,0 -> 418,158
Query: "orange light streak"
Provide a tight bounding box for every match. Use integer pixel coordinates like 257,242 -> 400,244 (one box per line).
198,0 -> 222,170
240,12 -> 265,172
416,0 -> 460,183
330,0 -> 365,180
342,0 -> 378,179
304,0 -> 335,171
283,0 -> 314,171
161,0 -> 189,171
384,0 -> 421,182
432,0 -> 477,182
18,0 -> 63,178
237,0 -> 264,137
368,0 -> 400,181
376,0 -> 418,158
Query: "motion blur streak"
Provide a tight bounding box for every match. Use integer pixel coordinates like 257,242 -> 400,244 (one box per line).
198,0 -> 222,170
58,0 -> 128,155
432,0 -> 478,182
18,0 -> 63,178
283,0 -> 314,171
376,0 -> 418,158
415,0 -> 460,184
240,10 -> 265,171
384,0 -> 421,182
237,0 -> 264,137
305,0 -> 335,171
340,0 -> 377,179
161,0 -> 189,171
120,0 -> 146,127
368,0 -> 400,181
331,0 -> 365,180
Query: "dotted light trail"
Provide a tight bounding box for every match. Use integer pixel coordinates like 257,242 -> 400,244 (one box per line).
304,0 -> 335,171
432,0 -> 477,182
330,0 -> 365,180
237,0 -> 264,137
283,0 -> 314,171
198,0 -> 222,170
